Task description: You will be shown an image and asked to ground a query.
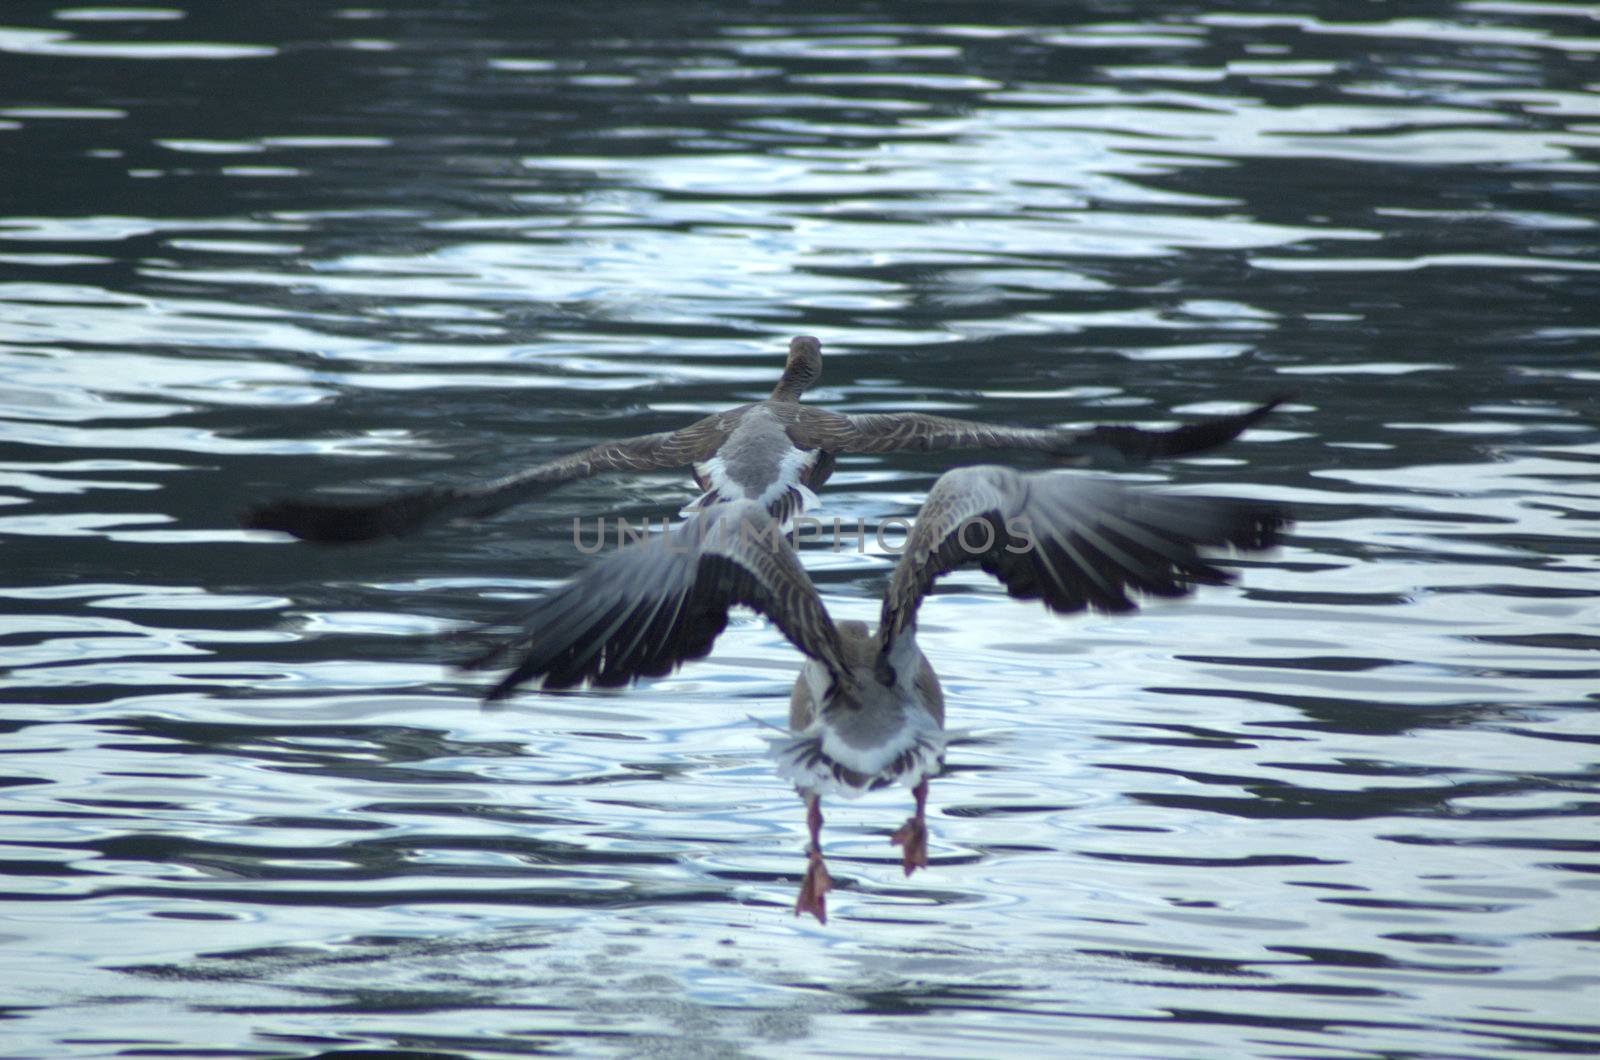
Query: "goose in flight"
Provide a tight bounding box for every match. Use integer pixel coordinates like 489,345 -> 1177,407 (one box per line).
457,466 -> 1287,922
240,335 -> 1284,542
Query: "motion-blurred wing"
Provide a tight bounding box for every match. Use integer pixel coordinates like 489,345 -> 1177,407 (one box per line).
461,501 -> 846,700
240,420 -> 731,544
788,398 -> 1284,463
879,465 -> 1286,646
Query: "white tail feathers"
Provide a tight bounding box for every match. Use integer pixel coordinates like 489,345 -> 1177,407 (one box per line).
769,722 -> 945,800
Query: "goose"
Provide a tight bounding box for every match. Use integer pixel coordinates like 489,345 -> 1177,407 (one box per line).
457,467 -> 1287,922
240,335 -> 1283,542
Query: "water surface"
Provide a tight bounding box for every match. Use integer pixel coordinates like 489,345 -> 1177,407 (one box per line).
2,2 -> 1598,1057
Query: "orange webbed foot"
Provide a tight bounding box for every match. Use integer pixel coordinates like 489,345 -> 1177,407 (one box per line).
891,778 -> 931,876
795,847 -> 833,923
795,794 -> 832,923
890,815 -> 928,876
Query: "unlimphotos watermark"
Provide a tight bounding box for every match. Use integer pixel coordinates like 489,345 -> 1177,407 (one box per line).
571,514 -> 1038,557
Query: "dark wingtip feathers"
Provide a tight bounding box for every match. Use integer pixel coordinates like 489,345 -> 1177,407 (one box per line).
1060,396 -> 1289,468
1238,502 -> 1290,552
238,488 -> 452,544
968,489 -> 1289,620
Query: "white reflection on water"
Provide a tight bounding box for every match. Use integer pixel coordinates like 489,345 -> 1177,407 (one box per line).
2,1 -> 1599,1057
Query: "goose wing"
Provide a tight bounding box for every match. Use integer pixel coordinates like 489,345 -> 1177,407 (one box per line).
239,414 -> 740,544
786,398 -> 1284,464
878,465 -> 1286,648
461,500 -> 846,700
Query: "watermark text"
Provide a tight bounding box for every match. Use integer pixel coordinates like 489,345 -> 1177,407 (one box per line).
571,514 -> 1037,557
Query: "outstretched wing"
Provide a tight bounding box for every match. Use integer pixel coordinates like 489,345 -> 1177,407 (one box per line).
787,397 -> 1285,463
1049,397 -> 1286,466
879,465 -> 1286,648
239,417 -> 736,544
460,501 -> 846,700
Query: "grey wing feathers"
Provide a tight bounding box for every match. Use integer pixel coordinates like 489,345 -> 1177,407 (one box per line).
239,422 -> 726,544
460,501 -> 845,700
786,398 -> 1284,464
789,409 -> 1059,455
880,466 -> 1286,642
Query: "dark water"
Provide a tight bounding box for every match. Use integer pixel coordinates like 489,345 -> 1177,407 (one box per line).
3,2 -> 1598,1057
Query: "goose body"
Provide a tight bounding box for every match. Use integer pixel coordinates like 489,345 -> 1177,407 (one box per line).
240,335 -> 1284,543
686,404 -> 821,527
239,334 -> 1290,920
458,465 -> 1286,922
780,620 -> 943,798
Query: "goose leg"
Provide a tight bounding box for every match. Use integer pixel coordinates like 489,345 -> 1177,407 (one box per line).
891,778 -> 930,876
795,793 -> 833,923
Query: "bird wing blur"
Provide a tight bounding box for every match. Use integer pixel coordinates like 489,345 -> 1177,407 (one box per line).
878,465 -> 1287,653
238,330 -> 1283,544
458,500 -> 846,700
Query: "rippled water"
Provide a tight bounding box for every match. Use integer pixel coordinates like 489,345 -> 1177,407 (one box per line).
3,2 -> 1598,1057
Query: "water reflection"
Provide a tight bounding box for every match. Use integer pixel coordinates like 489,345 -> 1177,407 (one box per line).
3,0 -> 1599,1057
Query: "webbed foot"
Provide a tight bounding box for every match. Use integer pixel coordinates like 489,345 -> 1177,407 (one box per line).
890,778 -> 931,876
795,846 -> 833,923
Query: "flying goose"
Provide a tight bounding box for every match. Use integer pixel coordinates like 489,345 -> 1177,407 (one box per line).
457,467 -> 1287,922
240,335 -> 1284,542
